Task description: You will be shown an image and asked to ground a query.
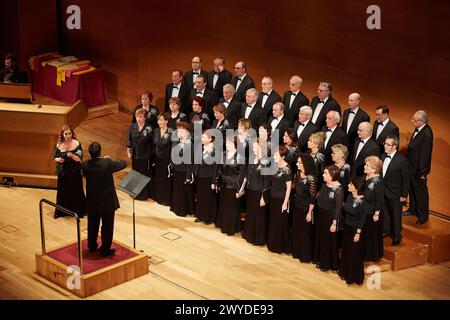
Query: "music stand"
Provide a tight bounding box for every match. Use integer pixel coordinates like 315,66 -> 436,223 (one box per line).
118,170 -> 151,249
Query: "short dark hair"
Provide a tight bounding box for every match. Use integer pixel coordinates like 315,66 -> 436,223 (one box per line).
376,105 -> 390,114
386,135 -> 399,149
350,176 -> 365,195
298,152 -> 317,177
141,91 -> 153,102
325,165 -> 341,182
5,53 -> 16,61
89,141 -> 102,158
172,69 -> 183,77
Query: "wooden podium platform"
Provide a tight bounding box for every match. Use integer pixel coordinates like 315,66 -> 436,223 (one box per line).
383,238 -> 429,271
35,239 -> 148,298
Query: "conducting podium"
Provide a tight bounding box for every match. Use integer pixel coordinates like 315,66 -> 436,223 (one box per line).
119,170 -> 151,249
0,100 -> 87,187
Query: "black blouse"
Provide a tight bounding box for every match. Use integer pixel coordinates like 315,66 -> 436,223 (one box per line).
194,146 -> 218,180
166,111 -> 188,130
215,152 -> 245,189
212,118 -> 232,137
154,127 -> 173,159
270,165 -> 292,198
127,123 -> 153,159
245,157 -> 271,192
53,143 -> 83,174
170,140 -> 194,179
294,175 -> 316,208
317,184 -> 343,220
343,194 -> 367,229
132,104 -> 159,128
189,111 -> 211,131
363,176 -> 384,215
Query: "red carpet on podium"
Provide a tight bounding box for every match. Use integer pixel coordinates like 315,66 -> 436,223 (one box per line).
47,239 -> 138,274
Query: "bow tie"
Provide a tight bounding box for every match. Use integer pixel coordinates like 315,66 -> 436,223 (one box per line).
214,72 -> 220,75
385,155 -> 391,159
299,123 -> 305,127
196,91 -> 203,95
349,110 -> 356,114
326,128 -> 332,132
291,92 -> 297,96
172,85 -> 179,89
192,72 -> 199,75
359,140 -> 365,144
237,78 -> 242,82
378,121 -> 384,126
414,128 -> 419,133
246,104 -> 253,108
319,100 -> 325,104
262,92 -> 268,96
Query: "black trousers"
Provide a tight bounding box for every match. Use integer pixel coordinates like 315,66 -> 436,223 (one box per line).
88,212 -> 115,253
409,176 -> 429,221
383,195 -> 403,240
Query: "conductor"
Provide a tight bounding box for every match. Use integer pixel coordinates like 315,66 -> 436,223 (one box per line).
82,141 -> 127,257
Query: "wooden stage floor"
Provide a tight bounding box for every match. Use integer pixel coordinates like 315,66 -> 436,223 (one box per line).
0,112 -> 449,300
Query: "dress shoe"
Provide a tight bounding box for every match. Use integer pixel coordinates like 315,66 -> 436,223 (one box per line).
315,263 -> 321,269
402,209 -> 413,216
53,214 -> 61,219
416,218 -> 428,225
99,248 -> 116,257
88,247 -> 98,252
391,238 -> 401,246
194,218 -> 200,223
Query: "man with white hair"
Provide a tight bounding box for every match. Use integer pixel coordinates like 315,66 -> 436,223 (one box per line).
310,81 -> 341,129
268,102 -> 290,144
322,110 -> 349,165
293,106 -> 319,152
240,88 -> 263,129
350,122 -> 380,177
257,76 -> 282,121
342,93 -> 370,156
407,110 -> 433,225
218,84 -> 240,129
231,61 -> 255,103
282,75 -> 309,126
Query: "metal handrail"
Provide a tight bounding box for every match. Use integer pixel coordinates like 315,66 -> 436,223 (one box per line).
39,199 -> 83,275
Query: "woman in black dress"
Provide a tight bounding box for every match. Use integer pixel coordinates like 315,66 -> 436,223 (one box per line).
282,128 -> 299,173
237,118 -> 253,165
215,135 -> 245,235
267,145 -> 292,254
153,113 -> 174,206
127,108 -> 154,200
131,91 -> 159,128
238,141 -> 271,245
339,176 -> 367,285
315,165 -> 343,271
212,104 -> 232,139
194,130 -> 218,224
331,144 -> 351,198
362,155 -> 385,262
307,132 -> 326,189
258,123 -> 272,157
291,153 -> 317,262
53,125 -> 85,218
170,122 -> 195,217
166,97 -> 188,130
189,96 -> 211,132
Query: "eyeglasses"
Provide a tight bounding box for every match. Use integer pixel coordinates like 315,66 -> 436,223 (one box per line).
234,67 -> 243,70
192,61 -> 200,64
383,142 -> 393,146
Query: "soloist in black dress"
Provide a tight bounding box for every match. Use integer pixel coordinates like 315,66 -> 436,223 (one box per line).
153,127 -> 173,206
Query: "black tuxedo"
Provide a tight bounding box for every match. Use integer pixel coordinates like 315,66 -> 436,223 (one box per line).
350,138 -> 380,177
257,90 -> 282,122
164,82 -> 190,114
0,66 -> 28,83
293,120 -> 319,152
382,152 -> 410,240
282,90 -> 309,125
310,96 -> 341,129
322,126 -> 349,165
372,119 -> 400,154
82,157 -> 126,254
268,115 -> 290,144
207,69 -> 233,100
218,96 -> 241,129
240,102 -> 264,129
231,74 -> 255,103
407,124 -> 433,221
188,88 -> 217,119
184,69 -> 208,90
341,108 -> 371,155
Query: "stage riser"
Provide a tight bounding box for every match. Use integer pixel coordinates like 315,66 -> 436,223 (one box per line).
383,238 -> 429,271
86,100 -> 119,120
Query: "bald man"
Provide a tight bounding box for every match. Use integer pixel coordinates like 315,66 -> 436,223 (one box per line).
342,93 -> 370,157
184,56 -> 209,90
257,76 -> 282,121
282,75 -> 309,126
350,122 -> 380,177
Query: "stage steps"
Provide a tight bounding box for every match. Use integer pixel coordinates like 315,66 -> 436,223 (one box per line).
383,237 -> 429,271
86,99 -> 119,120
401,215 -> 450,264
364,258 -> 391,273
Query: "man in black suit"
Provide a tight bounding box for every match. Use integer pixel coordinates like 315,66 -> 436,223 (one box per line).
188,75 -> 216,119
407,110 -> 433,225
350,122 -> 380,177
164,70 -> 189,113
231,61 -> 255,103
207,56 -> 232,101
257,76 -> 282,122
268,102 -> 290,144
372,105 -> 400,154
322,111 -> 349,165
239,88 -> 263,129
282,75 -> 309,126
82,142 -> 127,257
310,82 -> 341,129
341,93 -> 371,157
184,56 -> 208,90
218,83 -> 240,129
293,106 -> 319,152
1,53 -> 28,83
382,135 -> 410,245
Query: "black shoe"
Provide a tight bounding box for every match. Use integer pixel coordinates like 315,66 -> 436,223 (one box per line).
99,248 -> 116,257
194,218 -> 201,223
416,218 -> 428,225
402,209 -> 413,216
391,238 -> 401,246
315,264 -> 321,269
88,247 -> 98,252
53,214 -> 61,219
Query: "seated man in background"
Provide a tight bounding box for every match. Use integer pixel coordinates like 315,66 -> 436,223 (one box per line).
0,53 -> 28,83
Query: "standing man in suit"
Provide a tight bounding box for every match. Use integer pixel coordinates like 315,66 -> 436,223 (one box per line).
407,110 -> 433,225
240,88 -> 263,129
372,105 -> 400,154
268,102 -> 290,144
322,111 -> 349,165
257,76 -> 282,122
293,106 -> 319,152
350,122 -> 380,177
231,61 -> 255,103
219,84 -> 240,129
282,75 -> 309,126
189,75 -> 216,119
184,56 -> 208,90
82,141 -> 127,257
342,93 -> 370,157
207,56 -> 232,101
164,70 -> 189,113
311,82 -> 341,129
382,135 -> 410,245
